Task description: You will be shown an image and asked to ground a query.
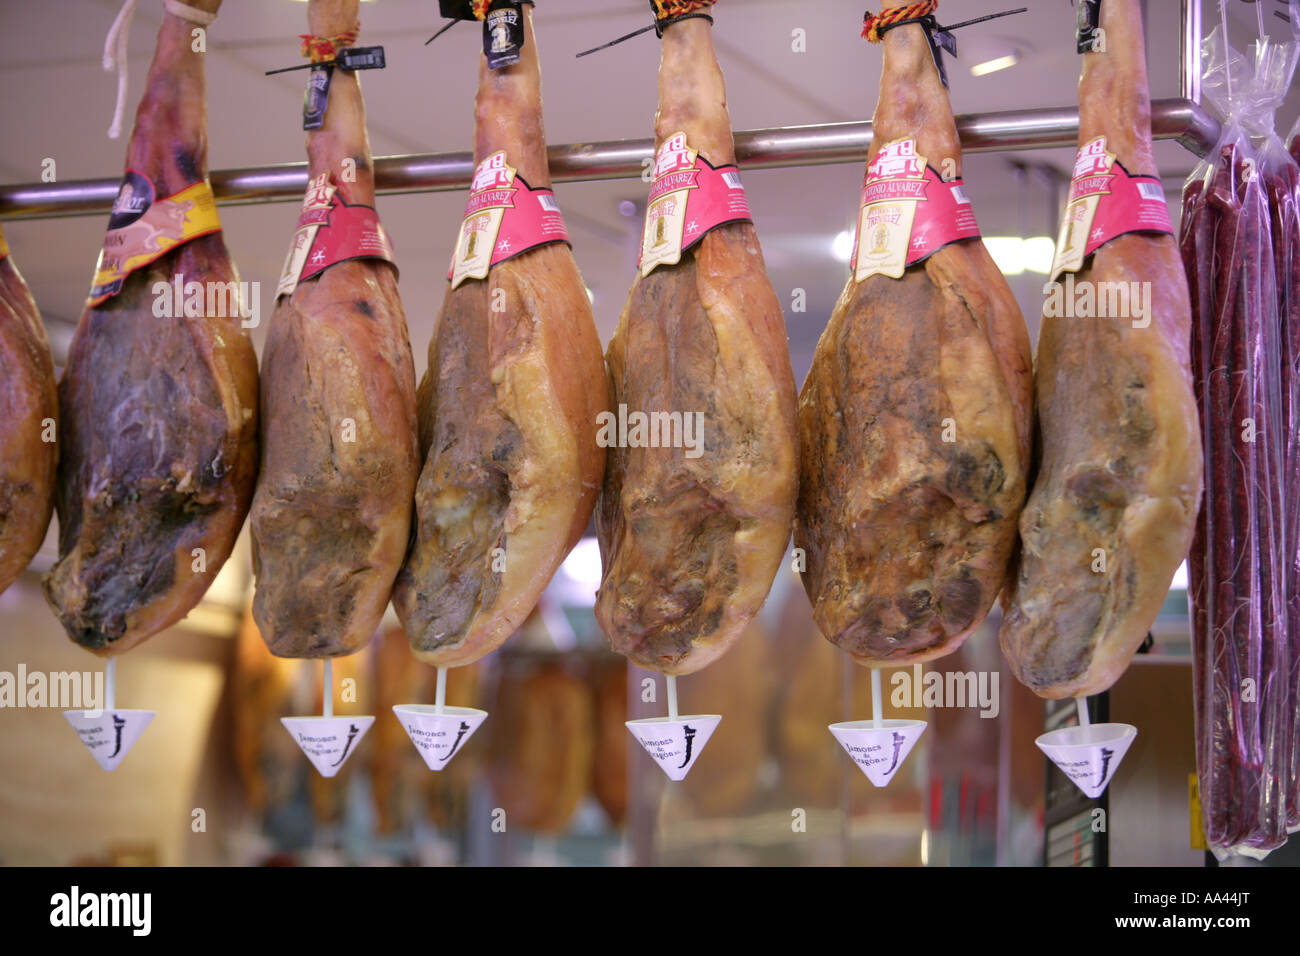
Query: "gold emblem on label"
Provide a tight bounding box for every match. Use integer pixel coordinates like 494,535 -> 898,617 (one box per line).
653,213 -> 669,247
870,222 -> 891,255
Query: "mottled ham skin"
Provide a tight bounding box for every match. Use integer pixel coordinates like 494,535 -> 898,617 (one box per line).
0,230 -> 58,594
251,0 -> 418,658
44,0 -> 259,655
393,7 -> 607,668
796,8 -> 1032,666
595,16 -> 799,677
999,0 -> 1203,698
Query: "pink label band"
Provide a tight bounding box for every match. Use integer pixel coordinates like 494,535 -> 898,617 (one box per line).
277,172 -> 397,297
1051,136 -> 1174,280
298,202 -> 396,284
448,151 -> 570,287
639,132 -> 753,276
850,139 -> 982,282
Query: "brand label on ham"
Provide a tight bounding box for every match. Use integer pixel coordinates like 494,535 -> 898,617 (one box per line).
1051,136 -> 1174,281
88,170 -> 222,306
639,131 -> 754,277
277,171 -> 397,297
449,150 -> 570,289
0,229 -> 8,261
851,138 -> 982,282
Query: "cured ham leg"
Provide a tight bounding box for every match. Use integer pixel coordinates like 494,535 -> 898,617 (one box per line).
796,4 -> 1032,665
393,6 -> 607,668
251,0 -> 419,658
999,0 -> 1203,697
44,0 -> 259,655
0,225 -> 58,595
595,10 -> 799,676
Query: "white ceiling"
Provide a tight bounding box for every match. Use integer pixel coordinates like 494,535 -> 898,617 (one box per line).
1,0 -> 1297,382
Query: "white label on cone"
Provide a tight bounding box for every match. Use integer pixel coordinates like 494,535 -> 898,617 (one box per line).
392,705 -> 488,772
63,709 -> 155,772
281,715 -> 374,778
829,719 -> 927,787
625,715 -> 721,781
1036,723 -> 1137,799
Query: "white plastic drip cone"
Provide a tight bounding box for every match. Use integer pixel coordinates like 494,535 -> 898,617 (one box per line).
63,709 -> 155,772
281,715 -> 374,778
625,715 -> 721,781
392,705 -> 488,771
1036,722 -> 1137,798
829,719 -> 927,787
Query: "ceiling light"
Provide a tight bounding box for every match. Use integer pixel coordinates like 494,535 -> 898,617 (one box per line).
970,53 -> 1018,77
983,237 -> 1025,275
982,236 -> 1055,276
559,537 -> 603,591
618,200 -> 638,217
1021,236 -> 1056,274
832,230 -> 855,263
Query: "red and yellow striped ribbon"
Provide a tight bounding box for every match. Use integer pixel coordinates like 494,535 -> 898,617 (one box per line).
299,27 -> 360,64
862,0 -> 938,43
651,0 -> 716,22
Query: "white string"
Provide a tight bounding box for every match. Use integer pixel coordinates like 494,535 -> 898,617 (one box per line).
102,2 -> 216,141
103,0 -> 139,140
163,0 -> 217,27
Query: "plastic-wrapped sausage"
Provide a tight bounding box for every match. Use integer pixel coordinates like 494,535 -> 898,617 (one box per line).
1274,116 -> 1300,833
1181,25 -> 1291,859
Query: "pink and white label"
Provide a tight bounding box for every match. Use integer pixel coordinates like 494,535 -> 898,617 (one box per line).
1051,136 -> 1173,280
277,172 -> 396,297
639,132 -> 753,277
851,138 -> 982,282
448,151 -> 570,288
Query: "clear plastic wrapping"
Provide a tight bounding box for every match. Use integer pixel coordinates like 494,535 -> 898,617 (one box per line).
1180,25 -> 1295,859
1286,85 -> 1300,839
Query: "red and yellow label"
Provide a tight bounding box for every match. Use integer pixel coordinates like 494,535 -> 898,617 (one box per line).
0,230 -> 9,261
88,170 -> 222,306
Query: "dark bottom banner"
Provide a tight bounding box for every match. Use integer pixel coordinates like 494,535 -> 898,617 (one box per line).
0,864 -> 1280,943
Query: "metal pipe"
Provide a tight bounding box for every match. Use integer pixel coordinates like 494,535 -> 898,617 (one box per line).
1181,0 -> 1202,105
0,99 -> 1220,221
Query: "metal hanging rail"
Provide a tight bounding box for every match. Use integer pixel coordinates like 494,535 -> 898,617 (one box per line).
0,99 -> 1220,221
0,0 -> 1217,221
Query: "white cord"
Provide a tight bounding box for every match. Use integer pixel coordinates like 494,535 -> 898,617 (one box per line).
163,0 -> 217,27
102,1 -> 217,141
103,0 -> 138,140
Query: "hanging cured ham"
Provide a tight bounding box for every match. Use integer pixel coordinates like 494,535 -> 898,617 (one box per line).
44,0 -> 259,654
251,0 -> 419,659
486,662 -> 594,834
796,1 -> 1032,665
0,224 -> 58,595
596,1 -> 799,676
1000,0 -> 1202,697
394,2 -> 607,668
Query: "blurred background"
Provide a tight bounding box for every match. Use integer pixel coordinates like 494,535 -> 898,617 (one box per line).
1,0 -> 1298,867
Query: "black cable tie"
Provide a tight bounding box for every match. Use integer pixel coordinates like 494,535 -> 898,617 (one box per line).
576,11 -> 714,59
427,0 -> 534,47
265,45 -> 387,76
876,7 -> 1027,89
576,23 -> 657,58
424,19 -> 462,46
